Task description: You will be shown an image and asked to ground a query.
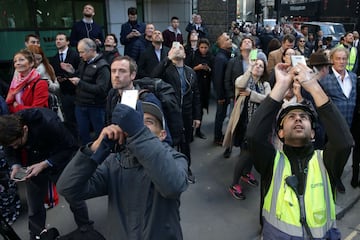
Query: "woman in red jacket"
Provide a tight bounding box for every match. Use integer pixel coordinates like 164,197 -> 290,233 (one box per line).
6,49 -> 48,113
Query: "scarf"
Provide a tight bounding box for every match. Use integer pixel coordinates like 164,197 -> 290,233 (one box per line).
247,76 -> 265,121
6,69 -> 40,104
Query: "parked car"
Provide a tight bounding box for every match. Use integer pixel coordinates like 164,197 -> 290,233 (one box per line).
302,21 -> 346,45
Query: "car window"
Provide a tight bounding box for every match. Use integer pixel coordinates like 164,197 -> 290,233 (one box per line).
321,25 -> 335,35
333,25 -> 346,36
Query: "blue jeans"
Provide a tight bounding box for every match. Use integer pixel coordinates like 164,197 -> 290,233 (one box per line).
75,105 -> 105,145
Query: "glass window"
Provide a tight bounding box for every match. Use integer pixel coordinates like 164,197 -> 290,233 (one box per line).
0,0 -> 105,61
0,0 -> 32,29
35,0 -> 73,28
0,0 -> 105,30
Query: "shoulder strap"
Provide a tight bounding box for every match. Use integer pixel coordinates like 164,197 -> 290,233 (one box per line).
32,79 -> 45,95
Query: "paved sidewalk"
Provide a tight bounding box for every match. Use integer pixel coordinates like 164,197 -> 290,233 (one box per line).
335,159 -> 360,219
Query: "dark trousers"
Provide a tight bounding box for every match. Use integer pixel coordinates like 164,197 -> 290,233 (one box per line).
231,145 -> 253,186
26,171 -> 91,238
352,132 -> 360,183
178,113 -> 193,169
214,99 -> 229,141
60,94 -> 76,125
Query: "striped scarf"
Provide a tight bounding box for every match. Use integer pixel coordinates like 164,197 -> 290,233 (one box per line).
247,76 -> 265,121
6,69 -> 40,104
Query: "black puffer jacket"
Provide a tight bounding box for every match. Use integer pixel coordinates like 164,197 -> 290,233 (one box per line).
75,54 -> 110,107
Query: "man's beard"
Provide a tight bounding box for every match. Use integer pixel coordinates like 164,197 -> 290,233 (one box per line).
84,13 -> 93,18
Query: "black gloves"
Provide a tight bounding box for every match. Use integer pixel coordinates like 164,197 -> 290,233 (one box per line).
111,102 -> 144,137
90,136 -> 115,164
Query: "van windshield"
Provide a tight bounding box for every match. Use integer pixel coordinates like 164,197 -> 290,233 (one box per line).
321,25 -> 345,37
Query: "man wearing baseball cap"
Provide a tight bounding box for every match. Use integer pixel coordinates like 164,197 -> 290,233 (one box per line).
58,100 -> 189,240
246,62 -> 353,239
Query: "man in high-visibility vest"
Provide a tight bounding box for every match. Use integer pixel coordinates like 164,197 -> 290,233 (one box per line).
340,32 -> 358,73
246,62 -> 354,239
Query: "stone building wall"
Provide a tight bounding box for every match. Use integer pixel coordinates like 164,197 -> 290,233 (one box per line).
197,0 -> 237,43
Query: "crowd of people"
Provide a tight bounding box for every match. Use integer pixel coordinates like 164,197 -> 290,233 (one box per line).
0,3 -> 359,240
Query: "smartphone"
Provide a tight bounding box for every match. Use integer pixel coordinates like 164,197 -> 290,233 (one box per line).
121,90 -> 138,109
13,167 -> 28,181
249,49 -> 258,61
172,41 -> 181,49
291,55 -> 306,67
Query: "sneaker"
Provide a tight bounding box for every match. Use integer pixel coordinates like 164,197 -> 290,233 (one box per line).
223,147 -> 232,158
229,184 -> 245,200
241,173 -> 259,187
187,169 -> 196,184
188,175 -> 196,184
195,130 -> 207,139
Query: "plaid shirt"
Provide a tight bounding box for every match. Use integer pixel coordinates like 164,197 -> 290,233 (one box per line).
320,70 -> 357,126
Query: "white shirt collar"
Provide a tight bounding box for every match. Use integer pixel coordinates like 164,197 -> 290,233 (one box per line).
59,47 -> 69,55
332,67 -> 352,98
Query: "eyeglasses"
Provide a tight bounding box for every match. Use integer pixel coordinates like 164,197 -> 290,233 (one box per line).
299,40 -> 305,43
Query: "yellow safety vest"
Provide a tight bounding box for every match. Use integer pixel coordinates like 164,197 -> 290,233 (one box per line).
263,151 -> 336,238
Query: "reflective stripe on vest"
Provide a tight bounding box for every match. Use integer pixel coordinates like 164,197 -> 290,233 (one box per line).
262,151 -> 336,238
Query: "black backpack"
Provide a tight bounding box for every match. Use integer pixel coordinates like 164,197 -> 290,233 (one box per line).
134,77 -> 184,146
107,77 -> 184,146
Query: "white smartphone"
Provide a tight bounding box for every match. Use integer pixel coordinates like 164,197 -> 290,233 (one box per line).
172,41 -> 181,49
291,55 -> 306,67
121,90 -> 138,109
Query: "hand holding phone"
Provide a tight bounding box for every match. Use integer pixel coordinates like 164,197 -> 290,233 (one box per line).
249,49 -> 258,61
13,167 -> 28,181
291,55 -> 306,67
172,41 -> 181,49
